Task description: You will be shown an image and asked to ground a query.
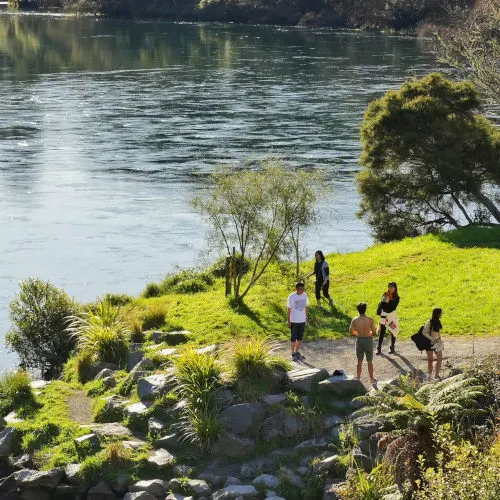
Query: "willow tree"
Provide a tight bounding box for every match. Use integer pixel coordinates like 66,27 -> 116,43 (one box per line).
357,73 -> 500,242
192,160 -> 321,300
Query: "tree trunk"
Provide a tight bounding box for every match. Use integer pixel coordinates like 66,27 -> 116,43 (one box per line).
474,190 -> 500,223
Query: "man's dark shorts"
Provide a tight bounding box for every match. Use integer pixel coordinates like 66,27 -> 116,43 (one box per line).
290,322 -> 305,342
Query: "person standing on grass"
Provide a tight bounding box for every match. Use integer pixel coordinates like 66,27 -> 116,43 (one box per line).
304,250 -> 334,307
376,281 -> 400,355
422,308 -> 444,381
287,281 -> 309,361
350,302 -> 377,387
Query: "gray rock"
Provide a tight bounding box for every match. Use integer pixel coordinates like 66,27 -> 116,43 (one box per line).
127,358 -> 155,382
53,484 -> 83,499
137,373 -> 175,400
156,433 -> 183,450
313,455 -> 341,474
329,400 -> 352,413
156,347 -> 177,357
323,481 -> 344,500
102,376 -> 117,389
240,457 -> 276,479
162,330 -> 192,346
4,411 -> 24,424
260,413 -> 298,441
147,448 -> 175,468
0,427 -> 18,457
266,497 -> 286,500
252,474 -> 279,490
286,367 -> 330,392
215,389 -> 235,409
173,463 -> 194,476
318,373 -> 366,397
127,343 -> 145,371
352,445 -> 375,472
330,426 -> 341,440
323,415 -> 343,429
129,479 -> 168,496
124,401 -> 152,418
30,380 -> 51,390
64,463 -> 82,485
82,362 -> 118,383
214,433 -> 255,458
294,437 -> 330,450
224,476 -> 242,487
278,467 -> 305,489
95,368 -> 114,380
91,422 -> 132,438
261,394 -> 287,406
358,436 -> 379,460
16,468 -> 64,489
148,417 -> 169,434
211,485 -> 259,500
103,395 -> 128,415
196,344 -> 219,355
110,471 -> 129,494
74,433 -> 99,451
87,480 -> 117,499
11,453 -> 32,470
123,493 -> 157,500
165,494 -> 191,500
220,403 -> 265,434
199,473 -> 224,488
121,439 -> 148,450
353,417 -> 383,440
21,490 -> 50,500
187,479 -> 211,496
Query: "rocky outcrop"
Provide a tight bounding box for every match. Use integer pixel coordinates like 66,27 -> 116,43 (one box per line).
286,367 -> 329,392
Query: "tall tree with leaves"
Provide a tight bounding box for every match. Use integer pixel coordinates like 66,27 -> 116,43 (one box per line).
357,73 -> 500,242
192,159 -> 321,300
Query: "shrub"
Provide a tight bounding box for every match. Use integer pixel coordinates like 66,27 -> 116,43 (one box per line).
139,301 -> 168,331
6,278 -> 79,378
67,299 -> 130,366
63,349 -> 95,384
144,268 -> 216,297
143,283 -> 161,298
339,463 -> 395,500
0,371 -> 37,418
104,293 -> 134,307
92,396 -> 125,423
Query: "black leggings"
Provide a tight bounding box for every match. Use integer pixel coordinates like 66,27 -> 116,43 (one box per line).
377,324 -> 395,349
315,280 -> 330,300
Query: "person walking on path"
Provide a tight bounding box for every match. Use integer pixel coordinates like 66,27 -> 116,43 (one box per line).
304,250 -> 334,307
376,281 -> 400,355
350,302 -> 377,387
422,308 -> 444,381
287,281 -> 309,361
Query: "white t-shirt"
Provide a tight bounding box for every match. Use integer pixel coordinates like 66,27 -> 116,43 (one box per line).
287,292 -> 309,323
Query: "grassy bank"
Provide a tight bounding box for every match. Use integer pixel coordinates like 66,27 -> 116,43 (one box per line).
121,226 -> 500,345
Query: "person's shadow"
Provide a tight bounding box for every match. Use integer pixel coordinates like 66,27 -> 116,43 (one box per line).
380,352 -> 417,374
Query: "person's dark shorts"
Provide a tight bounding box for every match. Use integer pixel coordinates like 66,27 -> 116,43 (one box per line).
290,322 -> 305,342
356,336 -> 374,362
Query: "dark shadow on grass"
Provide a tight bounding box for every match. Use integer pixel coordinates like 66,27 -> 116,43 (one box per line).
436,226 -> 500,249
228,298 -> 265,328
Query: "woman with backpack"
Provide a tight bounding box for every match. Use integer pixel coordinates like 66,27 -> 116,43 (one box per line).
305,250 -> 334,307
422,308 -> 444,381
376,281 -> 400,355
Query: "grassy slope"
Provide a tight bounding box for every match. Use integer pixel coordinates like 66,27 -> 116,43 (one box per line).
127,227 -> 500,344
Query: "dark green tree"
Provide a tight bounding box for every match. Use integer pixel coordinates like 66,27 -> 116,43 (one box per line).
357,72 -> 500,241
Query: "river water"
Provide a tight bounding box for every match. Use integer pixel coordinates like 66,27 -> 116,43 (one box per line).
0,14 -> 435,369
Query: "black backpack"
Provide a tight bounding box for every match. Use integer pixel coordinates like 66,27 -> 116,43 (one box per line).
411,322 -> 432,352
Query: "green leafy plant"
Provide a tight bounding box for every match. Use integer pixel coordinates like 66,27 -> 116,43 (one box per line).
0,370 -> 37,418
339,463 -> 395,500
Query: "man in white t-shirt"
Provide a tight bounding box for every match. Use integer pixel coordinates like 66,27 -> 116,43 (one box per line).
287,281 -> 309,361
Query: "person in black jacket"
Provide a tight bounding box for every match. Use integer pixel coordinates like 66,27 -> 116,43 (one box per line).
304,250 -> 334,308
376,281 -> 400,355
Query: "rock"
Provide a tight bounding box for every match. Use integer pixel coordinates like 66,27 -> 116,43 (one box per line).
215,389 -> 235,409
126,358 -> 155,382
220,403 -> 265,434
318,373 -> 366,397
82,362 -> 118,383
91,422 -> 132,438
211,485 -> 259,500
11,453 -> 32,470
323,415 -> 343,429
261,394 -> 287,406
127,343 -> 145,371
103,395 -> 128,416
278,467 -> 305,489
330,426 -> 341,440
252,474 -> 279,490
87,480 -> 117,499
214,433 -> 255,458
137,373 -> 175,400
156,348 -> 178,357
224,476 -> 242,487
0,427 -> 18,457
294,437 -> 330,450
358,436 -> 379,460
148,417 -> 169,434
266,497 -> 286,500
74,433 -> 99,452
323,481 -> 344,500
123,493 -> 157,500
110,472 -> 130,494
199,474 -> 224,488
147,448 -> 175,469
329,400 -> 352,413
286,367 -> 330,392
382,489 -> 404,500
240,457 -> 276,479
353,417 -> 383,440
102,376 -> 117,389
16,468 -> 64,489
64,463 -> 82,485
53,484 -> 83,499
165,494 -> 192,500
352,445 -> 375,472
122,439 -> 148,450
260,413 -> 298,441
187,479 -> 211,496
4,411 -> 24,424
30,380 -> 51,390
95,368 -> 114,380
313,455 -> 341,474
173,463 -> 194,476
161,330 -> 192,346
124,401 -> 152,418
156,433 -> 183,450
21,490 -> 50,500
196,344 -> 219,355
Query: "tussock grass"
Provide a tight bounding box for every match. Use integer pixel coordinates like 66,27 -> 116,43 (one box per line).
0,370 -> 37,418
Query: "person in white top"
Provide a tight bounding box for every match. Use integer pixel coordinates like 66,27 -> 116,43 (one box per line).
287,281 -> 309,361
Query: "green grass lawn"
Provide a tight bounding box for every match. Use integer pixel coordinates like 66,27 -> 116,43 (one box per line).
122,226 -> 500,344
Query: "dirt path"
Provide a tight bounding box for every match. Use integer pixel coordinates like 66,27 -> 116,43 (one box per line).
276,336 -> 500,385
66,389 -> 94,425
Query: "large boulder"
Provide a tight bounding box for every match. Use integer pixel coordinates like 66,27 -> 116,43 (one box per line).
87,480 -> 117,499
353,417 -> 384,440
352,445 -> 375,472
156,433 -> 183,450
122,439 -> 148,450
211,484 -> 259,500
148,417 -> 169,434
123,492 -> 157,500
251,474 -> 279,490
313,455 -> 342,475
74,433 -> 99,452
137,372 -> 175,400
240,457 -> 277,479
286,368 -> 330,392
91,423 -> 132,438
260,412 -> 298,441
261,394 -> 287,406
220,403 -> 265,435
16,468 -> 64,489
124,401 -> 152,418
147,448 -> 175,469
95,368 -> 114,380
198,474 -> 225,489
64,463 -> 82,485
129,479 -> 168,496
127,343 -> 145,371
53,484 -> 83,499
187,479 -> 211,496
125,358 -> 155,384
317,373 -> 366,397
0,427 -> 18,457
294,437 -> 330,450
323,415 -> 343,429
82,362 -> 118,383
214,433 -> 255,458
